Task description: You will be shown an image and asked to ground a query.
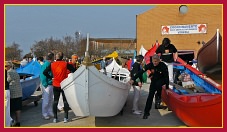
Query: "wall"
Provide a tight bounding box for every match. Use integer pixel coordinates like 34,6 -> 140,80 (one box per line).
136,5 -> 222,58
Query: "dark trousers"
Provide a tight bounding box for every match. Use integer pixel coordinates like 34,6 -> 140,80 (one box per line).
144,79 -> 164,116
53,87 -> 69,119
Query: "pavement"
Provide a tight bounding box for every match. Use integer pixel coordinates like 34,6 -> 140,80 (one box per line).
18,80 -> 186,128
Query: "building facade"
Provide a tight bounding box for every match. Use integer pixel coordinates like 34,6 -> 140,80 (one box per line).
90,38 -> 136,57
136,5 -> 223,58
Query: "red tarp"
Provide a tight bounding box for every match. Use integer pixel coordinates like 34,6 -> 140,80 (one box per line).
144,43 -> 160,64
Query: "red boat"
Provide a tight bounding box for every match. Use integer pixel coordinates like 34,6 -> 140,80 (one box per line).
142,40 -> 222,127
162,57 -> 222,127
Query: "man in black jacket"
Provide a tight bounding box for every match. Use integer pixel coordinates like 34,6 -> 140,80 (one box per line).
129,54 -> 169,119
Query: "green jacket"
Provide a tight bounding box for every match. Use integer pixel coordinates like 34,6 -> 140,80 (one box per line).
40,61 -> 53,88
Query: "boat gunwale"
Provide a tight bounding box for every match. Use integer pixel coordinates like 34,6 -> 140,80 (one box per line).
61,64 -> 131,91
175,58 -> 222,92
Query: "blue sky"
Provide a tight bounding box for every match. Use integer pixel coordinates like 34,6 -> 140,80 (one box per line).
5,5 -> 154,55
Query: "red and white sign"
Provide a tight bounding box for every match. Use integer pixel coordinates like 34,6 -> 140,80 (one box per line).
161,24 -> 207,35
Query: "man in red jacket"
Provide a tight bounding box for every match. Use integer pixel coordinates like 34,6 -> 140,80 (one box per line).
44,52 -> 75,123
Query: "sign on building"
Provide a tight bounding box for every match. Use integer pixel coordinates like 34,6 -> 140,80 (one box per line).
161,24 -> 207,35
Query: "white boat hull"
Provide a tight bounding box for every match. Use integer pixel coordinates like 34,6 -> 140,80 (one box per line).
61,65 -> 131,117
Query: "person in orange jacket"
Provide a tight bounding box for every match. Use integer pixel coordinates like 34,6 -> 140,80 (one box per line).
43,52 -> 75,123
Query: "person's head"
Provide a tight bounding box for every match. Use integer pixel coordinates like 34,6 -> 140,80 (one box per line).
136,55 -> 144,63
5,61 -> 13,70
56,52 -> 64,60
28,57 -> 33,62
162,38 -> 171,47
46,52 -> 54,61
103,57 -> 106,61
152,54 -> 160,66
71,54 -> 78,64
37,56 -> 44,62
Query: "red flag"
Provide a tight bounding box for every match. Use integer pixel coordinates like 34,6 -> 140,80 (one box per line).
144,42 -> 160,64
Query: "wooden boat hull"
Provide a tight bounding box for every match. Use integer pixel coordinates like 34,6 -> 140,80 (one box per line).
197,32 -> 222,73
16,59 -> 41,100
61,65 -> 131,117
162,58 -> 222,127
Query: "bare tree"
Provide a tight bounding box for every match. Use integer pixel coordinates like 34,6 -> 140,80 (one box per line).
32,37 -> 64,58
6,30 -> 93,62
5,42 -> 22,60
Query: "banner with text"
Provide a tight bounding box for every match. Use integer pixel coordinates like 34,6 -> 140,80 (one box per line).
161,24 -> 207,35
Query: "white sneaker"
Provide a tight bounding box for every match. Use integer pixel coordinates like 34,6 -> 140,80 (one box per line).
58,107 -> 64,112
10,120 -> 15,127
48,113 -> 54,118
42,116 -> 50,120
136,110 -> 142,113
53,118 -> 58,123
63,118 -> 68,123
132,110 -> 142,113
133,111 -> 142,115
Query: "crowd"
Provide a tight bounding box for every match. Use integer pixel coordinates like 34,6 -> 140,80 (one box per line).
5,52 -> 81,126
5,37 -> 178,127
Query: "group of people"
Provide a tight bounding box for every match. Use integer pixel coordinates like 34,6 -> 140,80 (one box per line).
40,52 -> 78,123
5,52 -> 81,127
129,37 -> 178,119
5,37 -> 177,126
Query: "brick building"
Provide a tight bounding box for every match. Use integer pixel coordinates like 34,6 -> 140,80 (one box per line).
90,38 -> 136,57
136,5 -> 223,58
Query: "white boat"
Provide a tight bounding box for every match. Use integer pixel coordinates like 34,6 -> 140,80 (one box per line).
100,58 -> 131,82
61,34 -> 131,117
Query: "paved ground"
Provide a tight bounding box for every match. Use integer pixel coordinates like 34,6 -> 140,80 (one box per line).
19,80 -> 186,128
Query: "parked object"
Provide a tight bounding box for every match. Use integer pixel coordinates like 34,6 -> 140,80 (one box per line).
16,58 -> 41,100
100,58 -> 130,82
61,34 -> 131,117
162,57 -> 222,127
197,29 -> 222,75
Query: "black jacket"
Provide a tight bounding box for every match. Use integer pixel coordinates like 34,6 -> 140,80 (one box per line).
132,61 -> 169,88
130,62 -> 143,86
156,44 -> 177,63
